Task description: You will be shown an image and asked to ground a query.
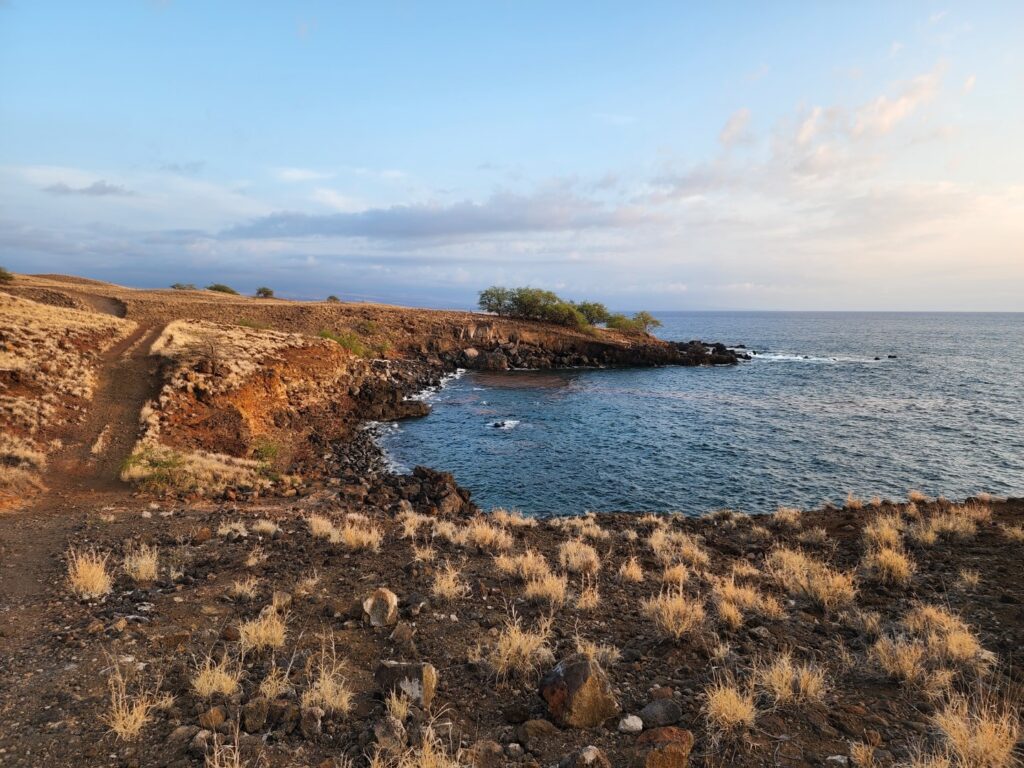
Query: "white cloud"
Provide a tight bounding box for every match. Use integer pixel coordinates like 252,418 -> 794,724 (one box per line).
310,187 -> 366,213
276,167 -> 334,182
719,108 -> 752,148
963,74 -> 976,94
853,68 -> 941,138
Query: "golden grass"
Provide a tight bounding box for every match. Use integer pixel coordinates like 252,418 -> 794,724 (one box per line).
490,508 -> 537,528
871,637 -> 928,683
1001,524 -> 1024,543
662,563 -> 690,585
846,493 -> 865,510
754,652 -> 827,706
245,545 -> 268,568
466,518 -> 514,551
909,489 -> 930,504
649,528 -> 711,568
862,546 -> 916,585
239,607 -> 287,653
368,726 -> 462,768
413,544 -> 437,563
67,547 -> 113,599
524,572 -> 568,606
576,579 -> 601,610
252,519 -> 280,536
909,519 -> 940,546
432,561 -> 466,601
766,546 -> 857,611
259,662 -> 293,699
864,513 -> 904,549
122,542 -> 159,583
230,576 -> 260,600
495,548 -> 551,581
797,526 -> 830,546
850,742 -> 876,767
618,556 -> 644,583
559,514 -> 611,540
703,677 -> 757,736
104,664 -> 159,742
957,568 -> 982,590
432,519 -> 468,547
332,522 -> 384,552
398,509 -> 430,539
575,635 -> 621,667
718,600 -> 743,631
643,587 -> 706,640
488,614 -> 554,680
932,696 -> 1020,768
308,513 -> 336,539
386,690 -> 411,722
192,654 -> 241,698
301,638 -> 352,714
558,538 -> 601,574
773,506 -> 802,528
217,520 -> 248,538
120,442 -> 275,495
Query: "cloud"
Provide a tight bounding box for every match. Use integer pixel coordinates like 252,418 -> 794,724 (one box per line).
929,9 -> 949,24
719,108 -> 752,147
852,68 -> 941,138
593,112 -> 637,126
161,161 -> 205,176
963,74 -> 976,94
223,190 -> 649,240
276,167 -> 334,182
43,180 -> 134,197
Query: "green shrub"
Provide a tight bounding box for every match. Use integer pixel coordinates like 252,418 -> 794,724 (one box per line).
170,282 -> 196,290
206,283 -> 239,295
476,286 -> 585,329
573,301 -> 610,325
0,266 -> 14,284
237,317 -> 269,330
254,286 -> 274,298
319,329 -> 371,358
606,311 -> 663,334
325,295 -> 341,303
251,438 -> 280,463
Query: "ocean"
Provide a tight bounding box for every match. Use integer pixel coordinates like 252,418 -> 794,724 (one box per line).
377,312 -> 1024,515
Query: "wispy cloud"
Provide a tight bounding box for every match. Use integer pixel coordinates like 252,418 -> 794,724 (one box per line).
43,180 -> 135,197
276,167 -> 334,182
719,108 -> 752,148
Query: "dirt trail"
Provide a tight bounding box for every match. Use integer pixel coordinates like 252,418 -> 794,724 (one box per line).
0,322 -> 164,644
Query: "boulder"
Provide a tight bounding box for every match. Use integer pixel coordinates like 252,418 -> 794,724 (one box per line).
466,739 -> 505,768
516,718 -> 559,754
198,706 -> 226,730
539,655 -> 619,728
363,588 -> 399,627
619,714 -> 643,734
561,746 -> 612,768
630,727 -> 694,768
242,697 -> 269,733
374,661 -> 438,708
639,699 -> 682,728
300,706 -> 324,739
373,715 -> 408,753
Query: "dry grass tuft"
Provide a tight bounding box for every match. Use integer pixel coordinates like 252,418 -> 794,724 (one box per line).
301,637 -> 352,714
662,563 -> 690,585
909,489 -> 930,504
618,556 -> 644,583
490,508 -> 537,528
718,600 -> 744,631
773,506 -> 802,528
846,493 -> 865,510
308,513 -> 336,539
643,587 -> 707,640
252,519 -> 280,536
332,522 -> 383,551
524,572 -> 568,606
703,676 -> 757,737
466,518 -> 514,551
67,547 -> 113,599
230,576 -> 260,600
559,514 -> 611,540
558,538 -> 601,574
871,637 -> 929,683
104,664 -> 160,742
932,695 -> 1020,768
123,543 -> 159,582
754,652 -> 828,706
495,548 -> 551,581
576,579 -> 601,610
260,662 -> 293,699
797,526 -> 830,546
487,613 -> 554,680
431,561 -> 467,601
850,742 -> 876,767
575,635 -> 621,667
192,653 -> 241,698
864,513 -> 904,549
862,546 -> 916,585
766,547 -> 857,611
957,569 -> 982,590
217,520 -> 248,538
1001,524 -> 1024,543
386,690 -> 411,722
239,606 -> 288,653
649,528 -> 711,568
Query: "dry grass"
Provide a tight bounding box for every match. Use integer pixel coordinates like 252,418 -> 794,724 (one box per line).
559,514 -> 611,540
490,508 -> 537,528
909,519 -> 940,546
229,575 -> 260,599
432,520 -> 468,547
412,544 -> 437,562
245,545 -> 268,568
494,548 -> 551,581
846,493 -> 865,510
862,546 -> 916,585
850,742 -> 876,767
524,572 -> 568,606
66,547 -> 112,599
466,518 -> 514,551
618,556 -> 644,583
643,587 -> 707,640
558,539 -> 601,574
932,696 -> 1020,768
120,540 -> 158,581
218,520 -> 248,538
957,569 -> 982,590
398,509 -> 430,539
797,526 -> 830,546
909,489 -> 930,503
301,638 -> 352,714
703,676 -> 757,737
1001,524 -> 1024,543
308,513 -> 336,539
252,519 -> 280,536
104,663 -> 160,742
774,506 -> 803,528
576,579 -> 601,610
718,600 -> 744,631
386,690 -> 411,722
864,513 -> 904,549
239,607 -> 288,653
575,635 -> 621,667
120,442 -> 275,495
754,652 -> 828,706
332,522 -> 384,552
662,563 -> 690,585
649,528 -> 711,568
192,654 -> 241,698
766,547 -> 857,611
431,561 -> 466,601
487,613 -> 554,680
871,637 -> 929,683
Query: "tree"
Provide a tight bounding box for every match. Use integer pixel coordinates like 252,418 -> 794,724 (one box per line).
478,286 -> 513,315
573,301 -> 610,325
255,286 -> 274,299
0,266 -> 13,284
325,295 -> 341,303
170,282 -> 196,290
632,311 -> 662,333
206,284 -> 239,295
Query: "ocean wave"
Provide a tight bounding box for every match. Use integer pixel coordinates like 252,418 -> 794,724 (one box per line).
490,419 -> 521,430
408,367 -> 466,401
752,351 -> 888,364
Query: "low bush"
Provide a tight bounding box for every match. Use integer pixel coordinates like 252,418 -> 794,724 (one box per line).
0,266 -> 13,283
170,282 -> 196,290
254,286 -> 274,298
206,283 -> 239,295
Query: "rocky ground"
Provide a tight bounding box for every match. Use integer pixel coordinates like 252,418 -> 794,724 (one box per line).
0,274 -> 1021,768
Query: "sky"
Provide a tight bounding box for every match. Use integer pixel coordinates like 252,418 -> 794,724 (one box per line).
2,2 -> 1023,310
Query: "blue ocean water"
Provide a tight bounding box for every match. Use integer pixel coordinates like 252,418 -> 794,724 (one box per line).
378,312 -> 1024,515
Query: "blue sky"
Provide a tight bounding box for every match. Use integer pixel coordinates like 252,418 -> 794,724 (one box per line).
2,2 -> 1022,309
